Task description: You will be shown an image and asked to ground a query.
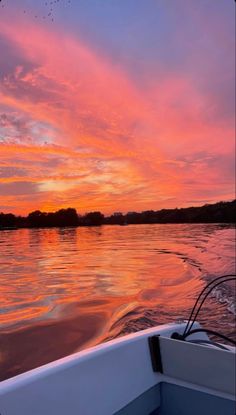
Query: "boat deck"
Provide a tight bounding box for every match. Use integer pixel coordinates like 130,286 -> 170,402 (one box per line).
116,382 -> 235,415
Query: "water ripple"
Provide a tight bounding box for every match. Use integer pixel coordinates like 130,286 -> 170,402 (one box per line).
0,224 -> 235,379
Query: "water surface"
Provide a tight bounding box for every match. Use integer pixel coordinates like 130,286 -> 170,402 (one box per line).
0,224 -> 235,380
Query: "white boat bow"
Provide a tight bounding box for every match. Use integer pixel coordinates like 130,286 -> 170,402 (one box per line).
0,321 -> 235,415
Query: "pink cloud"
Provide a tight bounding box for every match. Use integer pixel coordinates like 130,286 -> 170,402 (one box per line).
0,14 -> 234,214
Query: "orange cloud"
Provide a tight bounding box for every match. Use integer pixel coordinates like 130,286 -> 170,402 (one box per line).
0,15 -> 234,214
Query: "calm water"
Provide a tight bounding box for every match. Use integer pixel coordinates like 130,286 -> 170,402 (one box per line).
0,224 -> 235,380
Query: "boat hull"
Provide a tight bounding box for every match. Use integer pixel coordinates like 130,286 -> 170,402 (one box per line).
0,322 -> 235,415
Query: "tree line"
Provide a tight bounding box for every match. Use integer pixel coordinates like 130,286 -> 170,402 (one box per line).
0,200 -> 235,229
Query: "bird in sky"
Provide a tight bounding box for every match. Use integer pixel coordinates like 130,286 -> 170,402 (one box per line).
0,0 -> 72,21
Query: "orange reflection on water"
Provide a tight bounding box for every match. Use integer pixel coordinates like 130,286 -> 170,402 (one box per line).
0,224 -> 235,380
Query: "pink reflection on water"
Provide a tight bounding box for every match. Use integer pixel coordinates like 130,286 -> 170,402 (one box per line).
0,224 -> 235,379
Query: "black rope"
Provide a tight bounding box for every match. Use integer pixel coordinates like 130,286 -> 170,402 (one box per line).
183,274 -> 236,336
183,328 -> 236,346
187,276 -> 236,334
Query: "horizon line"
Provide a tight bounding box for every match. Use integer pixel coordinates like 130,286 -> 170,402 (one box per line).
1,199 -> 235,218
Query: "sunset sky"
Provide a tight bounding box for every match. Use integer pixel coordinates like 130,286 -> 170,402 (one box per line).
0,0 -> 235,215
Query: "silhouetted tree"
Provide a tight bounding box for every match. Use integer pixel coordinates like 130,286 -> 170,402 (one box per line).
84,211 -> 104,226
105,212 -> 125,225
0,213 -> 16,228
27,208 -> 78,227
53,208 -> 78,227
1,200 -> 235,230
27,210 -> 46,227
